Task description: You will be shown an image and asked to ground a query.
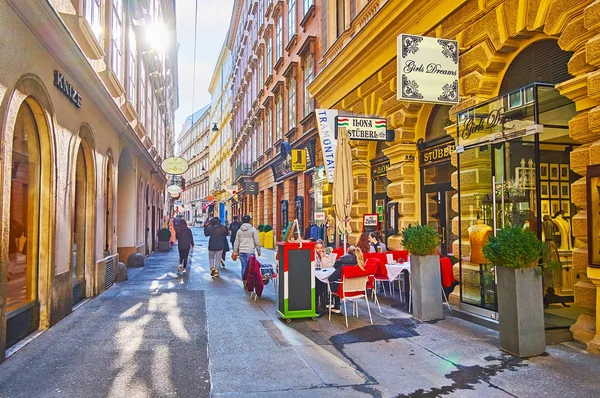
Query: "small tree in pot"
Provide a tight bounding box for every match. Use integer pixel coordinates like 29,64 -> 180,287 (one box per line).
483,226 -> 545,357
401,224 -> 443,321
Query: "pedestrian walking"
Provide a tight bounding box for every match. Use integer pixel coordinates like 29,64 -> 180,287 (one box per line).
176,220 -> 194,274
229,216 -> 242,246
204,217 -> 228,277
232,215 -> 261,285
169,218 -> 177,248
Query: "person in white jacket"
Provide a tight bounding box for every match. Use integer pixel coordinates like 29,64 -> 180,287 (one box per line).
233,215 -> 261,281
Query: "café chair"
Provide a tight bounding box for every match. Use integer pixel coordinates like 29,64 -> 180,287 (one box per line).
329,267 -> 373,327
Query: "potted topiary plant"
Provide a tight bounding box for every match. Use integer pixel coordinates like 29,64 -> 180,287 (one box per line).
257,224 -> 265,247
157,227 -> 171,252
483,226 -> 545,357
263,224 -> 274,249
401,224 -> 443,321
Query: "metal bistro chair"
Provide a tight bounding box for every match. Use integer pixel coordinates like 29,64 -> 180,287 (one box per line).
329,267 -> 373,328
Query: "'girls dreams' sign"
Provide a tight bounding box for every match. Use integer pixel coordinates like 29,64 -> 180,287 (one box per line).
397,34 -> 459,104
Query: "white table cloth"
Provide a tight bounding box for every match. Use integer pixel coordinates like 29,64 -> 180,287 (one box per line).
315,268 -> 335,283
385,263 -> 410,282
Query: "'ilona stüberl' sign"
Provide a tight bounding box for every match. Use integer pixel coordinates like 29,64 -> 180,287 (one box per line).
336,116 -> 393,141
397,34 -> 459,104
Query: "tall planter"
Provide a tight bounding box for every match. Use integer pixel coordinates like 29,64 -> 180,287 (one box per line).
258,231 -> 265,247
410,255 -> 443,321
264,230 -> 274,249
497,266 -> 546,357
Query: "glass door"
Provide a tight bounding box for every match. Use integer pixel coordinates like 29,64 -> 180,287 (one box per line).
422,188 -> 456,256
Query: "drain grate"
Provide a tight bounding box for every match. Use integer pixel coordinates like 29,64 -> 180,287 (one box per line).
105,257 -> 115,290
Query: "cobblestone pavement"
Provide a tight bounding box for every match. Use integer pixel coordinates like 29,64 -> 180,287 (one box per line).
0,227 -> 599,397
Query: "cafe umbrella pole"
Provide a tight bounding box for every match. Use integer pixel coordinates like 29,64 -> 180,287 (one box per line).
333,128 -> 354,254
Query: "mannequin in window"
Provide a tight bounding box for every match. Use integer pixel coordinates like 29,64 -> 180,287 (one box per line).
552,210 -> 571,251
468,219 -> 493,265
543,214 -> 569,308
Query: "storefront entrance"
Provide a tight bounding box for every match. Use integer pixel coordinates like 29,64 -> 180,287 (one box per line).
371,158 -> 389,241
456,83 -> 582,327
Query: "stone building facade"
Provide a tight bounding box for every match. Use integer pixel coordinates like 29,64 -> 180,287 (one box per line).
176,106 -> 211,224
308,0 -> 600,354
0,0 -> 177,357
227,0 -> 324,241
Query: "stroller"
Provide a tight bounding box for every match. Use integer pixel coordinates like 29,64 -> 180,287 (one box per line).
249,261 -> 278,301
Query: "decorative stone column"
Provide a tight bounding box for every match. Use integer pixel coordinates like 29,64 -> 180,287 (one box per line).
349,141 -> 370,244
383,135 -> 418,250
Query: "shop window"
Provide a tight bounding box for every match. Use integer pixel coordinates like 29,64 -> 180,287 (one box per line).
127,27 -> 136,104
276,15 -> 283,60
8,102 -> 41,313
276,93 -> 283,140
84,0 -> 102,42
304,0 -> 314,15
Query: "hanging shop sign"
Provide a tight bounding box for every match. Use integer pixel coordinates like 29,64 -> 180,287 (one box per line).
363,214 -> 379,233
419,141 -> 456,166
54,70 -> 82,108
315,212 -> 326,222
397,34 -> 459,104
167,184 -> 182,195
246,182 -> 259,195
161,156 -> 189,175
291,149 -> 307,171
316,109 -> 339,184
271,141 -> 316,181
336,116 -> 394,141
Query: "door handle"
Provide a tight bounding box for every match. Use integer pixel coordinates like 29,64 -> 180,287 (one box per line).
441,227 -> 446,244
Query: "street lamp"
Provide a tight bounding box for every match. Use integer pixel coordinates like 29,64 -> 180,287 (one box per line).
212,123 -> 219,132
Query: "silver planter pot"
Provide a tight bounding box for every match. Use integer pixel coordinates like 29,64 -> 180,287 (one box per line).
496,266 -> 546,357
410,254 -> 443,321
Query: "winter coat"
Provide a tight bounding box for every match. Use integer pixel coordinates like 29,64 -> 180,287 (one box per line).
233,223 -> 260,254
176,227 -> 195,250
229,221 -> 242,243
243,255 -> 264,297
329,254 -> 358,287
204,224 -> 228,251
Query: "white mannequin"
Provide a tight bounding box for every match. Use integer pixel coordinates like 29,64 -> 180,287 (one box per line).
552,211 -> 571,251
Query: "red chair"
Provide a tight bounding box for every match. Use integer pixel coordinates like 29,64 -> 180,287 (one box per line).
367,252 -> 398,297
329,266 -> 373,327
332,248 -> 345,259
391,250 -> 409,262
364,258 -> 382,313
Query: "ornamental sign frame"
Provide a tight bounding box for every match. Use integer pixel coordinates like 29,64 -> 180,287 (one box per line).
161,156 -> 189,175
335,116 -> 394,141
397,34 -> 459,104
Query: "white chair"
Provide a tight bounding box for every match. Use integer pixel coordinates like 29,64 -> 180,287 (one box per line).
329,271 -> 373,328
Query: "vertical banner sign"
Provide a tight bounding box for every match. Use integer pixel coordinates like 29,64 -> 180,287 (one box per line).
291,149 -> 307,171
397,34 -> 459,104
316,109 -> 339,184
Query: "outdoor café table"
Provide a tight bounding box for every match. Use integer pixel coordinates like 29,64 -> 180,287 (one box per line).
386,262 -> 411,306
315,268 -> 336,314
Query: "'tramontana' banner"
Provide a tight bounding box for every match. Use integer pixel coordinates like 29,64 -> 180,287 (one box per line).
316,109 -> 338,184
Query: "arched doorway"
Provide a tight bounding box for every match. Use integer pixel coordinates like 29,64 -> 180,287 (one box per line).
117,148 -> 136,259
7,100 -> 43,346
72,135 -> 95,306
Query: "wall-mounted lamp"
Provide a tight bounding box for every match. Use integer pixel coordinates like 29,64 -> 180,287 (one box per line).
212,123 -> 219,132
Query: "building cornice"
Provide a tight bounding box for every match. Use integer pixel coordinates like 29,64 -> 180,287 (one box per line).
308,0 -> 468,108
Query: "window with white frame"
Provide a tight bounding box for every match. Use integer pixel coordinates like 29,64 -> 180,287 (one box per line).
127,28 -> 136,104
257,118 -> 263,156
258,54 -> 264,88
266,36 -> 272,73
276,93 -> 283,141
288,77 -> 296,129
139,63 -> 146,125
111,0 -> 124,82
289,0 -> 296,39
84,0 -> 102,42
304,0 -> 314,14
266,106 -> 273,149
276,15 -> 283,60
303,55 -> 314,115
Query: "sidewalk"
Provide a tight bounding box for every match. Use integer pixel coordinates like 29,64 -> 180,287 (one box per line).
0,229 -> 598,397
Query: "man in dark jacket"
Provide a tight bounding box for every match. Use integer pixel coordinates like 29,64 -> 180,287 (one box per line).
204,217 -> 227,277
229,216 -> 242,246
176,220 -> 195,274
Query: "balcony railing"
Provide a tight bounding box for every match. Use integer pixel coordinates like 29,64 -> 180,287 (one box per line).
234,163 -> 253,181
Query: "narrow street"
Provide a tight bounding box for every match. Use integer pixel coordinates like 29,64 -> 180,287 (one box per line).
0,228 -> 598,398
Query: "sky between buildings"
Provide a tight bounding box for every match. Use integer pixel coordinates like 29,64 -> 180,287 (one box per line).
175,0 -> 235,133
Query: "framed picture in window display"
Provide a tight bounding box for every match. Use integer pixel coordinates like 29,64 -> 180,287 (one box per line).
560,164 -> 569,180
540,163 -> 549,179
550,182 -> 560,198
561,200 -> 571,217
587,164 -> 600,266
551,201 -> 561,215
560,182 -> 570,198
541,200 -> 550,216
540,182 -> 549,198
550,164 -> 559,180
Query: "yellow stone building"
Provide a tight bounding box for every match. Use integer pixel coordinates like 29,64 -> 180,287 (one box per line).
309,0 -> 600,354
